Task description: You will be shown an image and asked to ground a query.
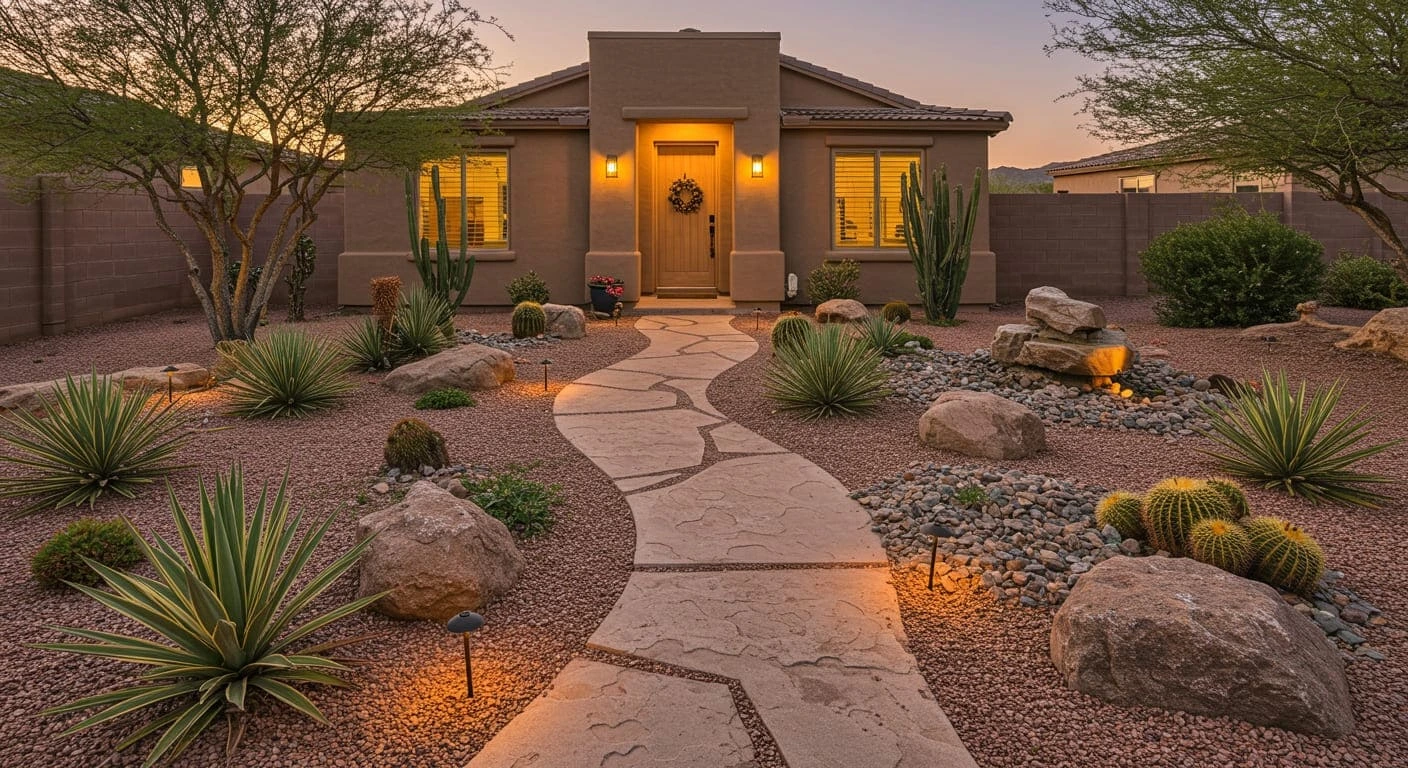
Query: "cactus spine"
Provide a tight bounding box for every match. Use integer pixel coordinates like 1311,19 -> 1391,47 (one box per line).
901,163 -> 982,324
1139,477 -> 1234,555
1206,476 -> 1250,518
1188,519 -> 1254,576
882,301 -> 912,324
405,165 -> 476,317
384,418 -> 450,471
512,301 -> 547,338
771,314 -> 813,352
1245,516 -> 1325,596
370,276 -> 402,331
1095,491 -> 1145,541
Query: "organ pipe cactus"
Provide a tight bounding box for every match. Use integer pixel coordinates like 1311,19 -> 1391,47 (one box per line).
405,165 -> 476,316
900,163 -> 982,324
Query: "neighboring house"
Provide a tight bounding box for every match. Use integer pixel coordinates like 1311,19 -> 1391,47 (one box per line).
338,29 -> 1012,307
1048,142 -> 1289,194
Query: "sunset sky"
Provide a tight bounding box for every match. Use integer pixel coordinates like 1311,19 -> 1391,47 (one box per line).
472,0 -> 1113,169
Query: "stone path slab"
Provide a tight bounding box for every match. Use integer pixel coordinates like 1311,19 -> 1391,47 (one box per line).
556,410 -> 720,479
553,383 -> 679,414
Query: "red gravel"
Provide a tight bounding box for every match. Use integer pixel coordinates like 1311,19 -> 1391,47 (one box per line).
712,299 -> 1408,768
0,307 -> 646,768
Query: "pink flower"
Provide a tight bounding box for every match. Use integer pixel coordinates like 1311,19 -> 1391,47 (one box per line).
606,285 -> 625,298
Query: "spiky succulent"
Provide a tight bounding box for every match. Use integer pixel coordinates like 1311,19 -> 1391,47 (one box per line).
770,314 -> 813,353
1206,476 -> 1250,518
881,301 -> 912,324
511,301 -> 547,339
1188,518 -> 1254,576
1095,491 -> 1145,540
1140,477 -> 1234,555
384,418 -> 450,471
763,324 -> 889,420
224,329 -> 355,418
1245,516 -> 1326,596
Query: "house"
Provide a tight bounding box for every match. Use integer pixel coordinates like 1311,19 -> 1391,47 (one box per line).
1048,142 -> 1289,195
337,30 -> 1011,308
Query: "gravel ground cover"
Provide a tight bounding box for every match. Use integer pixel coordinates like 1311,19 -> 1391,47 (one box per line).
0,307 -> 647,768
714,299 -> 1408,768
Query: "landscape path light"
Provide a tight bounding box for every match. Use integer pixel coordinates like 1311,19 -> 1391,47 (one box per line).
446,610 -> 485,697
918,522 -> 955,590
754,307 -> 762,331
540,359 -> 553,392
161,365 -> 179,403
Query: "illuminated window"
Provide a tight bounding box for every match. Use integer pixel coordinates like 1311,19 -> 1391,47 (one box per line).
1234,180 -> 1261,193
420,152 -> 509,250
1119,174 -> 1155,193
180,166 -> 202,188
833,150 -> 922,248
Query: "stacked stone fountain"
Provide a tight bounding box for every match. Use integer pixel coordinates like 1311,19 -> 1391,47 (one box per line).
992,287 -> 1136,382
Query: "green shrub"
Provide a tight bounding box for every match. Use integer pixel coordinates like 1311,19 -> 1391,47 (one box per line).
414,388 -> 476,410
1321,253 -> 1408,309
462,463 -> 563,537
0,375 -> 191,516
954,486 -> 987,507
36,465 -> 381,766
1245,516 -> 1325,596
1188,518 -> 1254,576
384,418 -> 450,470
1139,477 -> 1234,555
807,259 -> 861,303
897,332 -> 934,350
1198,369 -> 1398,507
764,324 -> 889,420
770,314 -> 813,352
225,329 -> 356,418
388,287 -> 454,361
31,518 -> 144,587
856,316 -> 910,357
507,270 -> 551,305
1140,208 -> 1325,327
1095,491 -> 1145,540
881,301 -> 912,324
340,316 -> 394,372
512,301 -> 547,338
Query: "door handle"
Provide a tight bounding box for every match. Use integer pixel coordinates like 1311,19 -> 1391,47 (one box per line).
709,214 -> 716,259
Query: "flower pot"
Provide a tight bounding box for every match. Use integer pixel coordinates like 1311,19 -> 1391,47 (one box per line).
589,284 -> 622,314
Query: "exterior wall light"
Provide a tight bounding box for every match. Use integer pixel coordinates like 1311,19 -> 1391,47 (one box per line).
750,154 -> 764,178
446,610 -> 485,697
605,155 -> 619,178
918,522 -> 954,590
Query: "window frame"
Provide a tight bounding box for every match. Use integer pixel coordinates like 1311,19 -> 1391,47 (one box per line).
420,150 -> 511,252
1118,174 -> 1155,194
830,149 -> 923,250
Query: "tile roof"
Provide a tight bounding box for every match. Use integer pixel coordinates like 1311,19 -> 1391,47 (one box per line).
1047,140 -> 1188,173
781,106 -> 1011,123
479,106 -> 589,122
471,62 -> 589,107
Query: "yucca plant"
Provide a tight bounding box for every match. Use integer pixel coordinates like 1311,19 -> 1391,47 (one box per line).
339,316 -> 395,372
0,375 -> 192,516
1198,369 -> 1399,507
35,465 -> 382,766
224,329 -> 355,418
388,288 -> 454,362
764,324 -> 890,420
855,315 -> 911,357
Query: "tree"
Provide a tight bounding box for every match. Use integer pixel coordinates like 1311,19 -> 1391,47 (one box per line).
0,0 -> 503,343
1047,0 -> 1408,283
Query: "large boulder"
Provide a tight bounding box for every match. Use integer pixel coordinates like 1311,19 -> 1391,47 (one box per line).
1024,286 -> 1107,335
357,481 -> 524,621
815,298 -> 868,324
991,324 -> 1039,365
1336,307 -> 1408,363
383,343 -> 515,394
1013,329 -> 1136,377
1050,556 -> 1354,738
0,363 -> 211,414
918,390 -> 1046,460
543,303 -> 587,339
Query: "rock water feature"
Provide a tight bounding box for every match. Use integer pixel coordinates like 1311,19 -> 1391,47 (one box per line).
992,286 -> 1136,383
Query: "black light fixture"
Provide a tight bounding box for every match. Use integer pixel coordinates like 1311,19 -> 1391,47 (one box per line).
539,359 -> 553,392
918,522 -> 954,590
161,365 -> 179,402
446,610 -> 485,697
753,307 -> 762,331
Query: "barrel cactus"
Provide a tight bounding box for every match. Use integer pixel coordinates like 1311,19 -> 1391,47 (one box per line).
1139,477 -> 1234,555
881,301 -> 912,324
512,301 -> 547,339
1095,491 -> 1145,540
770,314 -> 813,352
384,418 -> 450,471
1245,516 -> 1325,596
1206,476 -> 1250,518
1188,518 -> 1254,576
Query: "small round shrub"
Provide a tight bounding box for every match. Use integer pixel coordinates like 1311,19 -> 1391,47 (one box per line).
897,331 -> 934,350
1321,253 -> 1407,310
384,418 -> 450,471
1140,208 -> 1325,327
1095,491 -> 1145,540
461,463 -> 563,537
507,271 -> 551,305
807,259 -> 861,303
881,301 -> 912,324
414,388 -> 476,410
32,518 -> 144,588
770,314 -> 813,352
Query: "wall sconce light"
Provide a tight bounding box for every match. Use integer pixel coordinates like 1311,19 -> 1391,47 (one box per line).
446,610 -> 485,697
918,522 -> 954,590
161,365 -> 179,403
540,358 -> 553,392
605,155 -> 619,178
750,154 -> 764,178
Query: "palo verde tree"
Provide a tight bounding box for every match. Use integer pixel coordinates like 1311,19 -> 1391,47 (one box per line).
0,0 -> 504,343
1047,0 -> 1408,283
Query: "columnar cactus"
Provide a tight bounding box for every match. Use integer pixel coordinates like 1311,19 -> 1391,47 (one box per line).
1206,476 -> 1250,518
1188,519 -> 1255,576
405,165 -> 475,314
1139,477 -> 1234,555
1095,491 -> 1145,540
900,163 -> 982,323
512,301 -> 547,339
771,314 -> 813,352
384,418 -> 450,471
1245,516 -> 1325,596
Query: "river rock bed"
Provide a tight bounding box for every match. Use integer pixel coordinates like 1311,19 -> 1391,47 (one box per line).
852,461 -> 1387,658
457,328 -> 560,351
884,348 -> 1225,438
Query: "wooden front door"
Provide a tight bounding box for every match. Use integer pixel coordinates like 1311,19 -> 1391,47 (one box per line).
655,144 -> 718,296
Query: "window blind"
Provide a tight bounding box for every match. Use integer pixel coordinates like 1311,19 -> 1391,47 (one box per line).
833,150 -> 922,248
420,152 -> 509,249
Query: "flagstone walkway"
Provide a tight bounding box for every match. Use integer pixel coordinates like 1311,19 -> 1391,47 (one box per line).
468,316 -> 976,768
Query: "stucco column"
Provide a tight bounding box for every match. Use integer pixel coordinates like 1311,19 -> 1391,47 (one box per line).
585,126 -> 641,303
729,105 -> 785,303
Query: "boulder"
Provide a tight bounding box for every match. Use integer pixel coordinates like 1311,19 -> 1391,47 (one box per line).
1024,286 -> 1107,335
383,343 -> 515,395
1050,556 -> 1354,738
991,324 -> 1039,364
1013,329 -> 1136,377
918,390 -> 1046,460
0,363 -> 211,414
542,303 -> 587,339
815,299 -> 868,324
357,481 -> 524,621
1336,307 -> 1408,363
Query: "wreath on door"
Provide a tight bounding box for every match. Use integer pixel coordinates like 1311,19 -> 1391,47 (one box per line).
667,175 -> 704,214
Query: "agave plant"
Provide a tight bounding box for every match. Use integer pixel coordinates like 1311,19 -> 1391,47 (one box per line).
387,288 -> 454,362
0,375 -> 191,516
339,316 -> 395,372
36,465 -> 382,767
224,329 -> 355,418
1198,369 -> 1399,507
855,316 -> 911,357
764,324 -> 890,420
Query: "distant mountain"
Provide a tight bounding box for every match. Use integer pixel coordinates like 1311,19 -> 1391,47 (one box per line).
989,164 -> 1059,193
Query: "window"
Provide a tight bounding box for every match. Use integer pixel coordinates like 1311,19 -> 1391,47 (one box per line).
1234,180 -> 1261,193
1119,174 -> 1155,193
180,166 -> 202,188
420,152 -> 509,250
833,150 -> 921,248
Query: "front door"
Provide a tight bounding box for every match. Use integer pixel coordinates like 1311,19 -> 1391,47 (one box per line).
655,144 -> 718,297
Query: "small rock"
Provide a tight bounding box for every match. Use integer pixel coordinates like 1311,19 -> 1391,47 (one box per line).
371,482 -> 390,494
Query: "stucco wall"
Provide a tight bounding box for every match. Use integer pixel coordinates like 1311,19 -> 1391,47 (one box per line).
1052,161 -> 1291,194
779,68 -> 887,108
